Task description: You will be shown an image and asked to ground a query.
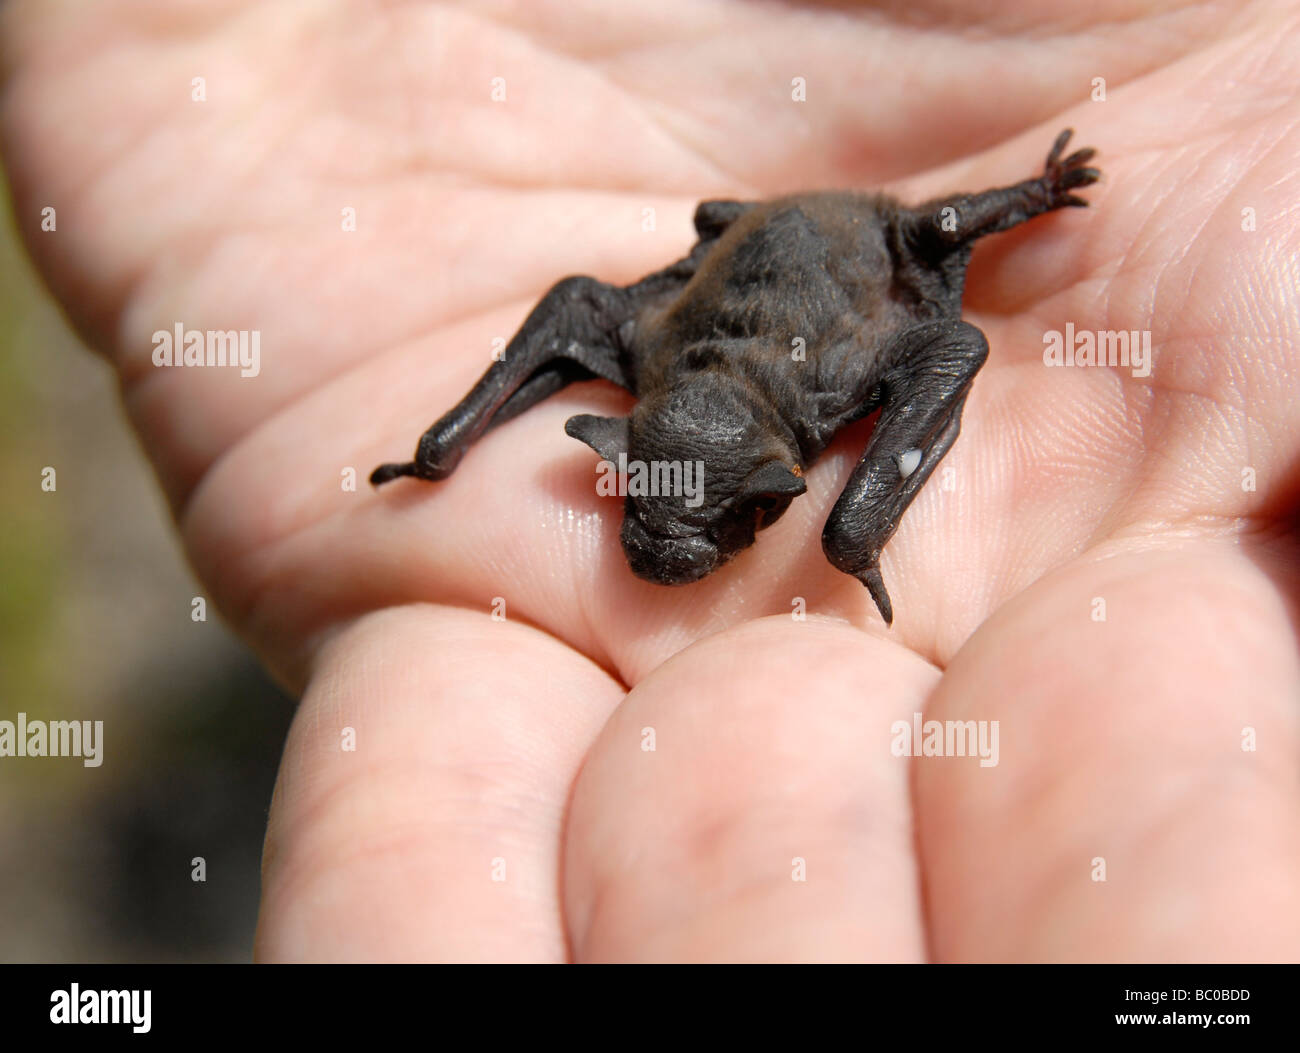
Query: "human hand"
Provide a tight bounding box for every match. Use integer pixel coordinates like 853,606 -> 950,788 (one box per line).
3,0 -> 1297,960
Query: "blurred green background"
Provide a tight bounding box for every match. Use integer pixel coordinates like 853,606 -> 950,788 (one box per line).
0,160 -> 294,962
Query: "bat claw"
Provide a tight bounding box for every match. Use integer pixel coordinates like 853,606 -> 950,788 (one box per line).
372,436 -> 464,486
370,461 -> 418,486
1042,129 -> 1100,210
1046,128 -> 1074,167
857,565 -> 894,626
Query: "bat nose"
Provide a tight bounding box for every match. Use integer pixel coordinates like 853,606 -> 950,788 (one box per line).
621,516 -> 718,585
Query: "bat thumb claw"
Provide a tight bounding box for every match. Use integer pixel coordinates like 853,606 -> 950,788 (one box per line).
857,566 -> 894,626
370,461 -> 417,486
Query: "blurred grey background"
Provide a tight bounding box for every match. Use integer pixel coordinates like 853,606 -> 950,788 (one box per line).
0,162 -> 295,962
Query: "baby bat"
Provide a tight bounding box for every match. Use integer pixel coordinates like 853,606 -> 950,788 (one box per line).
371,129 -> 1101,624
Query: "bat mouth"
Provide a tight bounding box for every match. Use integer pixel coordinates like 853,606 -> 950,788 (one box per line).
621,515 -> 720,585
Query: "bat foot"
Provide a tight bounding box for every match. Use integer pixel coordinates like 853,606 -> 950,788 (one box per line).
1042,128 -> 1101,209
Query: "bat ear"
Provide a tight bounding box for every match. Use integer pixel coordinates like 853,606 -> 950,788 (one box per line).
564,414 -> 630,463
737,461 -> 807,504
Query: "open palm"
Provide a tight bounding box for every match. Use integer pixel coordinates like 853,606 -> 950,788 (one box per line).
4,0 -> 1298,961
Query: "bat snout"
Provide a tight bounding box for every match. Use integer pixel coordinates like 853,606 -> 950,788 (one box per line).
621,515 -> 719,585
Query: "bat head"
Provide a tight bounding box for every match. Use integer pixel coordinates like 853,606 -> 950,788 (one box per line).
565,375 -> 806,584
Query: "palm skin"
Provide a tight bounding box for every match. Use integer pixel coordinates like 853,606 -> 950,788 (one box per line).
3,0 -> 1299,961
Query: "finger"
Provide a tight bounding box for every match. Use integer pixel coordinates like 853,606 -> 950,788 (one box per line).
255,604 -> 624,962
564,616 -> 941,962
916,543 -> 1300,961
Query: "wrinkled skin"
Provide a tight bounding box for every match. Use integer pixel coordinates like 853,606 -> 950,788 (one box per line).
3,0 -> 1299,962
